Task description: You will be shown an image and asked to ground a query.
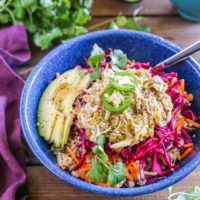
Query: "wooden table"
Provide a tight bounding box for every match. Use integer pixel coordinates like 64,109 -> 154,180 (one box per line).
21,0 -> 200,199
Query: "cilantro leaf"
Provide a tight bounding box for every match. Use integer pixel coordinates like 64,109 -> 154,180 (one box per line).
0,0 -> 6,7
87,158 -> 109,184
116,15 -> 127,27
126,18 -> 138,30
83,0 -> 93,9
90,66 -> 101,81
72,8 -> 91,25
40,0 -> 53,8
92,145 -> 108,162
110,49 -> 128,68
88,44 -> 104,67
108,162 -> 126,186
107,21 -> 119,30
21,0 -> 36,8
0,13 -> 10,24
87,159 -> 126,186
97,134 -> 106,146
93,135 -> 108,161
34,28 -> 62,50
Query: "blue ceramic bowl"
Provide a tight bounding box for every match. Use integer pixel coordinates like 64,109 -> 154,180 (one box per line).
20,30 -> 200,196
171,0 -> 200,22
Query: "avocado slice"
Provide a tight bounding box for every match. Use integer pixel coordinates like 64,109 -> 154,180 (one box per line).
50,113 -> 64,147
60,74 -> 91,147
37,69 -> 90,148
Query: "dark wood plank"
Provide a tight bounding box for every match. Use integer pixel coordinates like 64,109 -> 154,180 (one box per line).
26,166 -> 200,200
91,0 -> 176,16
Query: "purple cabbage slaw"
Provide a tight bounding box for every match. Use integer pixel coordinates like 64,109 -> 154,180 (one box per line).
70,58 -> 199,185
117,63 -> 199,183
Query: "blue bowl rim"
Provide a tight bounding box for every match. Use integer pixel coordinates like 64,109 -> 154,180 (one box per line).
20,29 -> 200,196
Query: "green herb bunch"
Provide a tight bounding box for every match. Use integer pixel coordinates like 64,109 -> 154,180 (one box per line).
0,0 -> 93,49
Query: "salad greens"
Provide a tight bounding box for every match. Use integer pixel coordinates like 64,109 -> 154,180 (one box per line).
168,186 -> 200,200
87,135 -> 126,186
0,1 -> 151,50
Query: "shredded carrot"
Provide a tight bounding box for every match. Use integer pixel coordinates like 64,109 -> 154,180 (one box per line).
128,59 -> 133,64
131,161 -> 140,173
126,162 -> 138,181
143,171 -> 157,176
177,152 -> 181,161
176,118 -> 185,133
76,162 -> 92,182
125,167 -> 133,181
176,118 -> 185,128
178,86 -> 183,95
96,182 -> 110,187
66,147 -> 80,164
173,112 -> 178,118
84,71 -> 91,75
114,184 -> 120,188
77,172 -> 91,183
56,72 -> 60,78
169,78 -> 177,87
124,65 -> 130,70
127,163 -> 134,173
78,164 -> 91,173
185,118 -> 200,128
180,79 -> 185,94
74,106 -> 80,113
86,150 -> 93,158
181,147 -> 193,159
109,155 -> 117,165
113,156 -> 116,164
183,143 -> 194,148
183,93 -> 193,101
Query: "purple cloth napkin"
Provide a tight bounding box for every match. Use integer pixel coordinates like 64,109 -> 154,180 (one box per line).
0,24 -> 31,200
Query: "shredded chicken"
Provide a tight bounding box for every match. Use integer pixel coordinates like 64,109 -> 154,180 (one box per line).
77,68 -> 173,149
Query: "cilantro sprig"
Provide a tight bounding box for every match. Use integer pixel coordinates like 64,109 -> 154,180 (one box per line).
110,49 -> 128,69
87,135 -> 126,186
89,44 -> 105,81
88,44 -> 105,67
92,134 -> 108,161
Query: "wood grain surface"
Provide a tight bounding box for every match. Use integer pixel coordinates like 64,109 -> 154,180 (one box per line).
91,0 -> 176,16
23,0 -> 200,199
26,166 -> 200,200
